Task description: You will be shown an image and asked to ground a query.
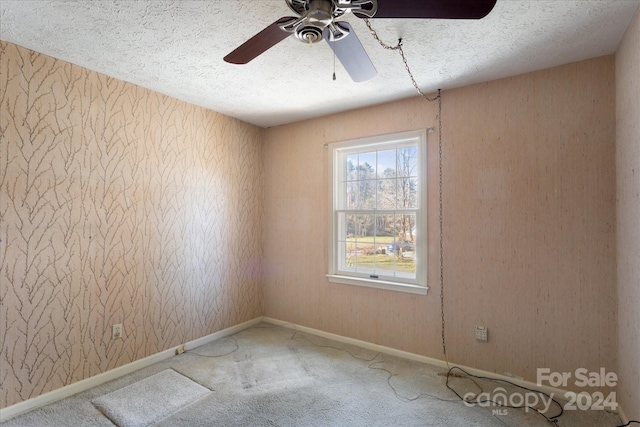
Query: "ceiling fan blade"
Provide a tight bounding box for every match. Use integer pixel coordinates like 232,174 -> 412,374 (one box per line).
323,22 -> 377,83
224,17 -> 296,64
372,0 -> 497,19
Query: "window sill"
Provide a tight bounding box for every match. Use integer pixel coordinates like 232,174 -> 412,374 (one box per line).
326,274 -> 428,295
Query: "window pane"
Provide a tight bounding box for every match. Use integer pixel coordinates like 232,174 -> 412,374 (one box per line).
341,213 -> 356,271
344,214 -> 357,239
397,147 -> 417,178
354,239 -> 376,273
358,179 -> 376,209
345,239 -> 356,270
377,149 -> 396,178
382,166 -> 396,178
372,215 -> 392,276
397,176 -> 418,209
369,215 -> 397,277
355,214 -> 374,239
396,252 -> 416,274
346,154 -> 358,181
376,214 -> 396,240
397,213 -> 416,244
346,181 -> 358,210
388,213 -> 416,275
358,151 -> 376,176
377,179 -> 396,209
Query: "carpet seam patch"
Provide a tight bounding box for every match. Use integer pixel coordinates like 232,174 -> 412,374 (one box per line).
90,368 -> 210,427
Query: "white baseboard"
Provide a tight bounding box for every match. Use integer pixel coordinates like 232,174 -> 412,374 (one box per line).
0,317 -> 262,423
262,317 -> 599,408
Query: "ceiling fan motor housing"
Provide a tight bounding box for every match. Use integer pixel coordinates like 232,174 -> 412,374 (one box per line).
295,0 -> 334,43
282,0 -> 379,43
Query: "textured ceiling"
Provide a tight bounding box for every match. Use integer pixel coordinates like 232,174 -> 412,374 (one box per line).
1,0 -> 638,128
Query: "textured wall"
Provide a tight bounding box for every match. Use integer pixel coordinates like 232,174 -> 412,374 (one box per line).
615,6 -> 640,421
0,41 -> 263,408
263,56 -> 617,393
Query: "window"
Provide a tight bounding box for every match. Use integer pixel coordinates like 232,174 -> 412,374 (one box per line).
327,130 -> 428,295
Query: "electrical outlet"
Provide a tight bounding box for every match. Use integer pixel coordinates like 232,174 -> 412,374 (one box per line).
475,326 -> 488,342
112,324 -> 123,340
175,345 -> 186,355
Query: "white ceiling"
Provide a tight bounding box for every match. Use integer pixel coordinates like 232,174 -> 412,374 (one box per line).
1,0 -> 638,128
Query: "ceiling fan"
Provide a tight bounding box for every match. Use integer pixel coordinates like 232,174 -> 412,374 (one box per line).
223,0 -> 497,82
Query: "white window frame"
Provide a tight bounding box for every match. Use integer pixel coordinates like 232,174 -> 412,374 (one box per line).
327,129 -> 428,295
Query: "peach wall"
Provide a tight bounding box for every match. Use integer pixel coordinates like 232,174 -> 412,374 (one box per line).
263,56 -> 617,392
0,41 -> 264,408
616,5 -> 640,421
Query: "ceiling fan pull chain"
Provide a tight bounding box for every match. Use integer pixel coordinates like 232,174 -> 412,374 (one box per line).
363,18 -> 439,102
436,89 -> 449,369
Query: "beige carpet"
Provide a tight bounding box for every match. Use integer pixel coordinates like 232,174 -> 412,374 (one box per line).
1,323 -> 624,427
